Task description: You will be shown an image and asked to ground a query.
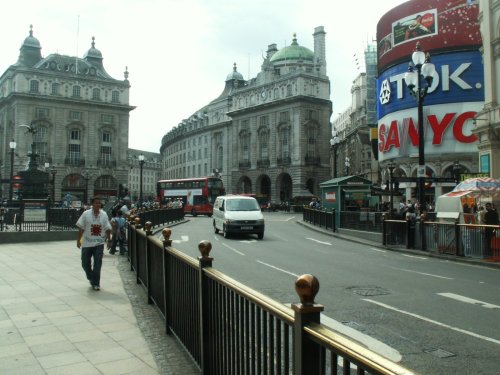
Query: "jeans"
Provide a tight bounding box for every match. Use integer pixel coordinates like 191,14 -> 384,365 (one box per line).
81,244 -> 104,287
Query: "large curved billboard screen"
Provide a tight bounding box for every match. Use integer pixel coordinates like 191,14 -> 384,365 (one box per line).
377,0 -> 481,72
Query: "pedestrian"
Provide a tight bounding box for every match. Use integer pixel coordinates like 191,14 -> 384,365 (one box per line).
76,197 -> 112,291
484,202 -> 499,257
111,210 -> 127,255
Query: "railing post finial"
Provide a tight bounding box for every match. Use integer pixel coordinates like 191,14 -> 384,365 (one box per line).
198,240 -> 213,266
162,227 -> 172,247
145,221 -> 153,235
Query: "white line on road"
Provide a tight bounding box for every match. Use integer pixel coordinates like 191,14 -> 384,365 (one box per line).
306,238 -> 332,246
172,235 -> 189,244
363,299 -> 500,345
286,216 -> 296,221
221,243 -> 245,256
387,266 -> 453,280
256,260 -> 299,277
369,247 -> 386,253
402,254 -> 428,260
438,293 -> 500,309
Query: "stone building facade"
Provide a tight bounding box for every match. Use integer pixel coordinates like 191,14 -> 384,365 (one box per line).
0,26 -> 135,204
160,27 -> 332,203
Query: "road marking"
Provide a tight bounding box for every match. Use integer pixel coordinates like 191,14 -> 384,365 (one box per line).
306,238 -> 332,246
240,239 -> 257,244
172,235 -> 189,244
369,247 -> 386,253
438,293 -> 500,309
256,260 -> 298,277
286,216 -> 295,221
363,299 -> 500,345
402,254 -> 428,260
388,266 -> 453,280
221,243 -> 245,256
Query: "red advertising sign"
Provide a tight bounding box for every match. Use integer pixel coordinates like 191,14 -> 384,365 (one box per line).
377,0 -> 481,72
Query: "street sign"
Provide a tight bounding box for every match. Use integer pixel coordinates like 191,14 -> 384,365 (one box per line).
393,177 -> 457,183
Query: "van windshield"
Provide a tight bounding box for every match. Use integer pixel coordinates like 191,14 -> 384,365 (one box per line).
226,199 -> 260,211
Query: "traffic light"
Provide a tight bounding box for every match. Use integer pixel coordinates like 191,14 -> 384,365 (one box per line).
394,181 -> 400,191
385,180 -> 389,191
118,183 -> 124,198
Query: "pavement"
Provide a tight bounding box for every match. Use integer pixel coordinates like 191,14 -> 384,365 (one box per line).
0,241 -> 199,375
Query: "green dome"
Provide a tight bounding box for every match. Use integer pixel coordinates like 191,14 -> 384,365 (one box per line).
269,34 -> 314,63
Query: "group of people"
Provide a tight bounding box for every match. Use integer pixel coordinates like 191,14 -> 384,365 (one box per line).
76,197 -> 132,291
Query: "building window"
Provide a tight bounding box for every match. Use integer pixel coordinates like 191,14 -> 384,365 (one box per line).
101,114 -> 114,124
305,110 -> 318,121
100,145 -> 112,165
70,129 -> 81,141
72,85 -> 81,98
34,126 -> 48,163
111,90 -> 120,103
240,130 -> 250,162
279,126 -> 290,158
69,143 -> 81,163
259,129 -> 269,159
35,107 -> 49,119
51,83 -> 60,95
30,80 -> 39,92
102,131 -> 111,143
70,111 -> 82,121
279,111 -> 289,123
92,88 -> 101,100
259,116 -> 269,127
306,125 -> 317,157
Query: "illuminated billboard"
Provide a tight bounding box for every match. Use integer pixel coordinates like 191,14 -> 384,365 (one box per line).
376,51 -> 483,161
377,0 -> 481,72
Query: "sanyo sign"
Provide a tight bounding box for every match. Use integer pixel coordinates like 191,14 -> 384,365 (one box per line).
377,51 -> 484,161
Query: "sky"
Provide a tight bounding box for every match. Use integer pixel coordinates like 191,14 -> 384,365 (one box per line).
0,0 -> 407,153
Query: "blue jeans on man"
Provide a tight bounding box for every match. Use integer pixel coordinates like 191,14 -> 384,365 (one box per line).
81,245 -> 104,287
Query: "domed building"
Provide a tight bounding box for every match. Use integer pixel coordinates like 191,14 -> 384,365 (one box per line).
0,26 -> 135,204
160,26 -> 332,203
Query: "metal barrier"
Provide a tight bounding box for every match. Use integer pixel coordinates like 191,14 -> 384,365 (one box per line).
340,211 -> 384,233
128,221 -> 414,375
303,208 -> 336,232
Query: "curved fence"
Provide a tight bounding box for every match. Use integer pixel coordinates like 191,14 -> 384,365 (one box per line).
126,220 -> 415,374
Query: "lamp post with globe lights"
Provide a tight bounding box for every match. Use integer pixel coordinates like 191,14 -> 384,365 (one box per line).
138,154 -> 145,207
329,129 -> 340,178
9,139 -> 16,204
404,42 -> 435,214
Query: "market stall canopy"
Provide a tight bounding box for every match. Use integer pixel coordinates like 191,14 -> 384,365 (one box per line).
451,177 -> 500,197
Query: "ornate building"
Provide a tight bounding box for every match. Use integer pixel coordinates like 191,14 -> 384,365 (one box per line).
160,27 -> 332,202
475,0 -> 500,180
0,26 -> 134,203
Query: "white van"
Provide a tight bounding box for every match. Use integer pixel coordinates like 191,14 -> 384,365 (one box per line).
213,195 -> 265,239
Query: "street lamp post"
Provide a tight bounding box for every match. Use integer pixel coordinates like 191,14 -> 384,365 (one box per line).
83,174 -> 89,205
387,162 -> 396,216
9,139 -> 16,203
345,156 -> 350,176
453,161 -> 461,185
138,154 -> 145,208
330,129 -> 340,178
404,42 -> 435,214
51,166 -> 57,204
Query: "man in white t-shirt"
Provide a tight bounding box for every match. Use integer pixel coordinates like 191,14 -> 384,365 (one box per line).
76,197 -> 112,291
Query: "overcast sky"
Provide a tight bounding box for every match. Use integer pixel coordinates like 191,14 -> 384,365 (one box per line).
1,0 -> 407,153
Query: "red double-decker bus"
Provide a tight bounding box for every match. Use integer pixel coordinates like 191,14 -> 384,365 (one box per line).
156,177 -> 225,216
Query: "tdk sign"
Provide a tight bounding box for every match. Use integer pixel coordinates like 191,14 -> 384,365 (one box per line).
377,51 -> 484,119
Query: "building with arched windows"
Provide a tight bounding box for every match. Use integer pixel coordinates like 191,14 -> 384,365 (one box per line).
0,26 -> 135,204
160,26 -> 332,203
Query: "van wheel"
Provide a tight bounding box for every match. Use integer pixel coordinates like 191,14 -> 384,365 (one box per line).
191,209 -> 197,217
257,232 -> 264,240
213,221 -> 219,234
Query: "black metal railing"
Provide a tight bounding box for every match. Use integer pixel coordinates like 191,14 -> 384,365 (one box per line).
303,207 -> 336,232
340,210 -> 384,232
127,223 -> 413,374
277,156 -> 291,166
257,159 -> 270,168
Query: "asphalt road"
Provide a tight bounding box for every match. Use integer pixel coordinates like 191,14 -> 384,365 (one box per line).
165,212 -> 500,374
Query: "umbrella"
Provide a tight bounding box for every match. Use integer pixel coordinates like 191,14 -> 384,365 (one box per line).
452,177 -> 500,197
